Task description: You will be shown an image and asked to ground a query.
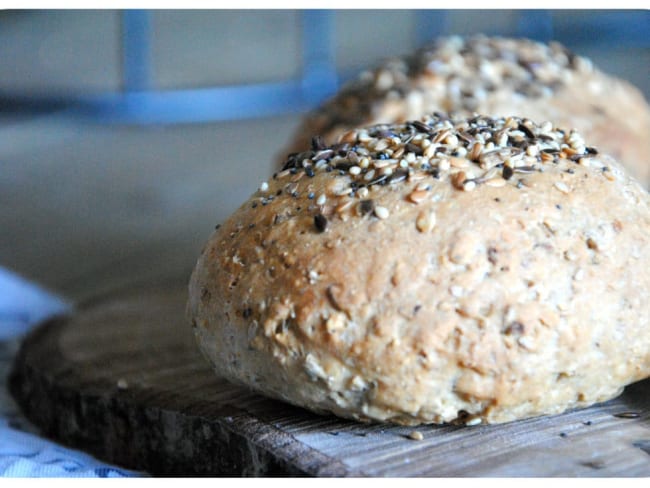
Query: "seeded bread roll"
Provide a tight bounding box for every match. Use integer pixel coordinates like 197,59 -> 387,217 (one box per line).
188,114 -> 650,425
280,35 -> 650,186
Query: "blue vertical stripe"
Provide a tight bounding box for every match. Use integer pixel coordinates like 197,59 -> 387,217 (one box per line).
301,10 -> 338,104
122,10 -> 153,93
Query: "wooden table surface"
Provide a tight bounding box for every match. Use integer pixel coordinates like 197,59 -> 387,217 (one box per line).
9,284 -> 650,477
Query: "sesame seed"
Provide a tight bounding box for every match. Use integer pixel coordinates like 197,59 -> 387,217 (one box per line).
416,211 -> 436,232
316,194 -> 327,205
603,169 -> 616,181
454,146 -> 468,157
374,206 -> 389,219
465,417 -> 482,426
259,181 -> 269,192
349,165 -> 361,175
463,180 -> 477,192
374,139 -> 389,151
577,157 -> 591,167
444,134 -> 458,146
554,181 -> 571,194
526,145 -> 539,157
518,336 -> 535,349
450,285 -> 464,297
424,144 -> 437,158
364,169 -> 376,181
504,116 -> 518,129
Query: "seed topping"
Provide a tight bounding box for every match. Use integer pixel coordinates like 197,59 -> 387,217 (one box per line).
271,113 -> 600,235
374,206 -> 390,220
313,35 -> 596,136
314,213 -> 328,233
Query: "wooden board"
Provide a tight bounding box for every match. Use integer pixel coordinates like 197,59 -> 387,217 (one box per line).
9,285 -> 650,477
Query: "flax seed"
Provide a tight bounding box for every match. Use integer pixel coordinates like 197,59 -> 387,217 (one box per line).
408,190 -> 429,204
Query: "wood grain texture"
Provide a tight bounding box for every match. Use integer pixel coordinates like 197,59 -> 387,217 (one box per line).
9,285 -> 650,477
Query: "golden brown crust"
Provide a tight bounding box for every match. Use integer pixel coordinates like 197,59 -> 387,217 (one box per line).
189,114 -> 650,425
279,36 -> 650,186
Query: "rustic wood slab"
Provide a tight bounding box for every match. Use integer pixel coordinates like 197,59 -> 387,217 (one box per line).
8,285 -> 650,477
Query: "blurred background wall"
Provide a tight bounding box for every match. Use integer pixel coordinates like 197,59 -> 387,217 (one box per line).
0,9 -> 648,301
0,10 -> 648,119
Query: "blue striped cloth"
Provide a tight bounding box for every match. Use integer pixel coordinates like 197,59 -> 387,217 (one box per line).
0,267 -> 143,477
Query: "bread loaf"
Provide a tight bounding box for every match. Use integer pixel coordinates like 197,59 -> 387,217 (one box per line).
188,113 -> 650,425
280,36 -> 650,186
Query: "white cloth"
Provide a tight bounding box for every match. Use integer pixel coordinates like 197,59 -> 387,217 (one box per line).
0,268 -> 70,341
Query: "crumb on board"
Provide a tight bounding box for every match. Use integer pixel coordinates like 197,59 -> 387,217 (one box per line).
407,430 -> 424,441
